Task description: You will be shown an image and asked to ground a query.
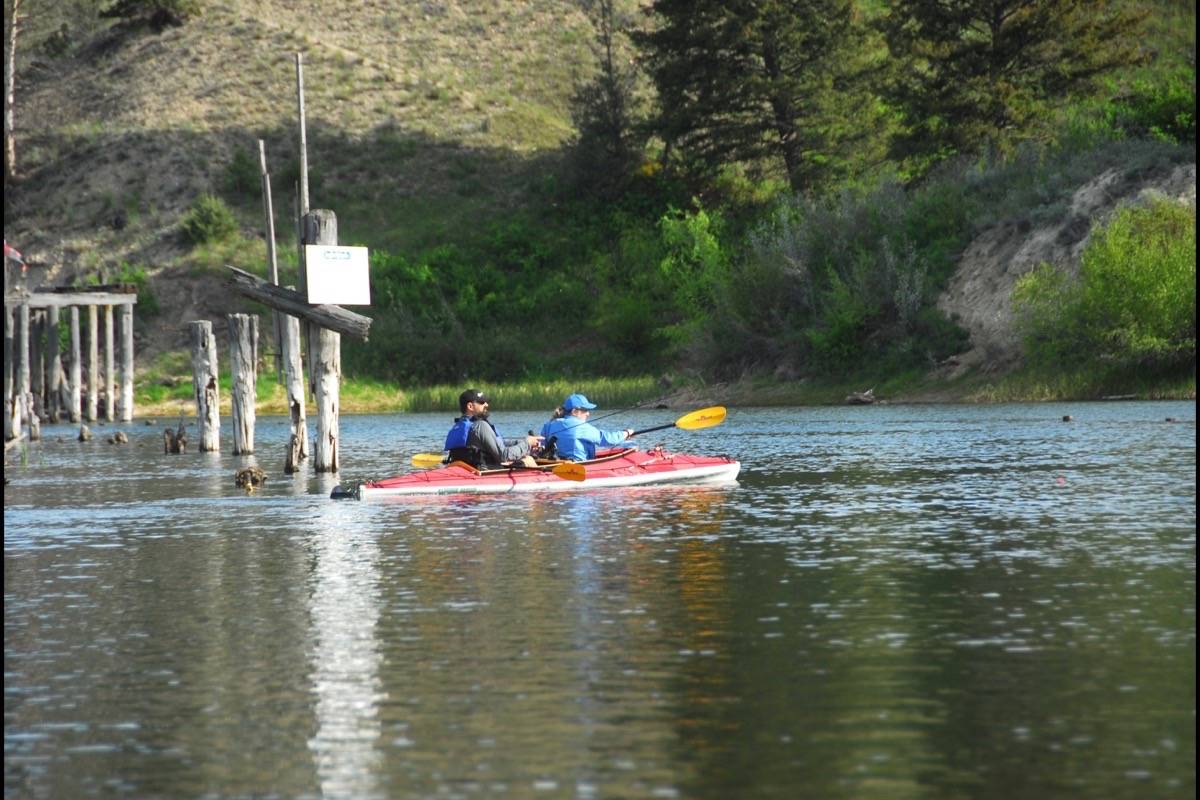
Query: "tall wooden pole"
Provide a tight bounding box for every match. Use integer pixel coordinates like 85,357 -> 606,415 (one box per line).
295,53 -> 310,216
258,139 -> 283,384
68,306 -> 81,423
189,320 -> 219,452
302,209 -> 339,473
227,313 -> 256,455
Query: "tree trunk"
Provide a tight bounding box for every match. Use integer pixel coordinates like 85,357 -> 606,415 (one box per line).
4,0 -> 20,182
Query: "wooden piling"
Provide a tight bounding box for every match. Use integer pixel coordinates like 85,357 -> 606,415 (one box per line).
311,325 -> 340,473
18,304 -> 36,441
46,306 -> 61,422
301,209 -> 340,473
4,304 -> 12,437
227,313 -> 256,455
118,303 -> 133,421
68,306 -> 81,423
30,310 -> 43,421
103,304 -> 114,421
8,304 -> 26,441
282,311 -> 307,473
189,320 -> 219,452
86,304 -> 98,421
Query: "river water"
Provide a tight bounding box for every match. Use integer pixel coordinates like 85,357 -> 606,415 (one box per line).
4,402 -> 1195,799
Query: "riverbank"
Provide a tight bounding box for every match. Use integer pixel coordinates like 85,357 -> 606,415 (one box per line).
130,363 -> 1196,418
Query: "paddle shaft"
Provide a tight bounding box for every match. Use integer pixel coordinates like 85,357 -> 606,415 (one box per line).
630,422 -> 675,436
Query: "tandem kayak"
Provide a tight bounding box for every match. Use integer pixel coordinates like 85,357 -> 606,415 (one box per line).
339,447 -> 741,499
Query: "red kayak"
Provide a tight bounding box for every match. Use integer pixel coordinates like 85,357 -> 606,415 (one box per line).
350,447 -> 740,498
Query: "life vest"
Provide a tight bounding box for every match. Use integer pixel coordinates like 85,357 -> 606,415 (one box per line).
444,416 -> 504,467
444,416 -> 473,451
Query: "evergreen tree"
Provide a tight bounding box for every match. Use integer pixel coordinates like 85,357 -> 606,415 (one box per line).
568,0 -> 646,199
880,0 -> 1148,169
635,0 -> 876,194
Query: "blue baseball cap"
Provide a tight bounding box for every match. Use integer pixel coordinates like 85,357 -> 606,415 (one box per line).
563,393 -> 597,411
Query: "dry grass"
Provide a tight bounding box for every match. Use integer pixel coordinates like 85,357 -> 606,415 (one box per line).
7,0 -> 605,286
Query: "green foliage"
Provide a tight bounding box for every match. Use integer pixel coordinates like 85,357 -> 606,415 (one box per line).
704,174 -> 973,379
880,0 -> 1148,172
657,204 -> 729,340
567,0 -> 647,200
1105,67 -> 1197,144
79,260 -> 160,322
1014,199 -> 1196,371
223,148 -> 260,202
636,0 -> 881,192
180,193 -> 238,245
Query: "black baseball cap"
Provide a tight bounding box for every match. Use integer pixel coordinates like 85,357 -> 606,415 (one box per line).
459,388 -> 489,411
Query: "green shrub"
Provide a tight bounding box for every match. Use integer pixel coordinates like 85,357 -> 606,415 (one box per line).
1015,198 -> 1196,369
657,204 -> 730,343
224,148 -> 260,201
181,194 -> 238,244
1106,68 -> 1196,144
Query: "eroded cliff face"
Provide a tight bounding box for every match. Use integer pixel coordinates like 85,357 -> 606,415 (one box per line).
935,162 -> 1196,378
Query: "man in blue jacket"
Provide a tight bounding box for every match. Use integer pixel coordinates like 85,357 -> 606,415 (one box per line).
543,393 -> 634,461
444,388 -> 539,468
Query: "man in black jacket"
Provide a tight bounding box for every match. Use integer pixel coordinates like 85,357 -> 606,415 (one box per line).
443,388 -> 539,468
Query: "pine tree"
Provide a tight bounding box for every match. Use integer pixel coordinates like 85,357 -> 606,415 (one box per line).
568,0 -> 646,199
880,0 -> 1148,169
635,0 -> 877,194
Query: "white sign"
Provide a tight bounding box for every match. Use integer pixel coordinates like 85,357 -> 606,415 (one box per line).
305,245 -> 371,305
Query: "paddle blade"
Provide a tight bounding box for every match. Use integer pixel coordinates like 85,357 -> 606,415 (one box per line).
551,462 -> 586,482
411,452 -> 446,468
675,406 -> 727,430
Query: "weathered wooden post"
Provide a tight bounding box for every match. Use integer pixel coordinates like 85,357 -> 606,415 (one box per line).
282,312 -> 308,473
103,304 -> 114,421
302,209 -> 340,472
29,309 -> 43,421
189,320 -> 219,452
118,303 -> 134,421
86,304 -> 98,421
8,303 -> 25,441
46,306 -> 61,422
68,306 -> 81,423
4,304 -> 12,437
227,313 -> 256,455
18,304 -> 37,441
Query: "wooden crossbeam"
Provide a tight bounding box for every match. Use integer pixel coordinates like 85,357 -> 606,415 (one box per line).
224,265 -> 371,340
5,291 -> 138,308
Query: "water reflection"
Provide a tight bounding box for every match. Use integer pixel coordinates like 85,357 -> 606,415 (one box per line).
305,480 -> 385,798
4,404 -> 1195,799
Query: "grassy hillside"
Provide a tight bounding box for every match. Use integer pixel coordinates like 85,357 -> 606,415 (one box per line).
7,0 -> 603,272
5,0 -> 1194,401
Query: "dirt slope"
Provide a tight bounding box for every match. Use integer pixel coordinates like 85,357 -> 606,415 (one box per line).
935,162 -> 1196,377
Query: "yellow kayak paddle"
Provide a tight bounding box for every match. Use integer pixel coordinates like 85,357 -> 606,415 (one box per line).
631,406 -> 727,436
